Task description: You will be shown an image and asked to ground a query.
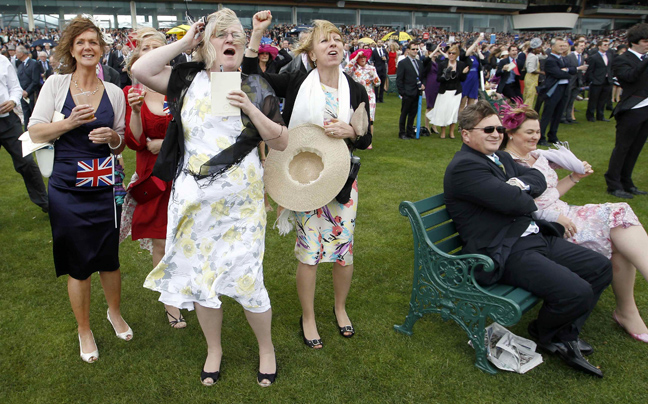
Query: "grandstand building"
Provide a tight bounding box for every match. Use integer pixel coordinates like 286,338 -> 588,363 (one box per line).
1,0 -> 646,33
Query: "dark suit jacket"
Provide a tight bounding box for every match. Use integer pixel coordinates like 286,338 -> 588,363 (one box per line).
565,52 -> 585,87
495,57 -> 521,94
444,144 -> 549,284
170,53 -> 188,67
371,47 -> 388,77
538,54 -> 575,97
585,51 -> 613,86
102,64 -> 121,86
108,50 -> 124,72
396,56 -> 424,98
611,50 -> 648,117
16,58 -> 41,96
38,59 -> 53,82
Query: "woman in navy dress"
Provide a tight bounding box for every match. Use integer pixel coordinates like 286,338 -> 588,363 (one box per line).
423,43 -> 444,134
460,34 -> 485,113
28,16 -> 129,363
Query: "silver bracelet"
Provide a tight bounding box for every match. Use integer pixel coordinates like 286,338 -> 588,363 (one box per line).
109,134 -> 124,150
568,173 -> 579,184
246,47 -> 259,54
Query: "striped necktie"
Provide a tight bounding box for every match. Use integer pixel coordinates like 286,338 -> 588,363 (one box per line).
493,154 -> 506,174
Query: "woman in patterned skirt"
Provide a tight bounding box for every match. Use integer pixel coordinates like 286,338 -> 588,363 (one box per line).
243,11 -> 371,349
132,9 -> 287,387
501,104 -> 648,344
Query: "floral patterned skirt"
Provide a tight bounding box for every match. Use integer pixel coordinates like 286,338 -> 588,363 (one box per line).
294,180 -> 358,266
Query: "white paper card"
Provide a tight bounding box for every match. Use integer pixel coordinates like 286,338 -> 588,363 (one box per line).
210,71 -> 241,117
20,111 -> 65,157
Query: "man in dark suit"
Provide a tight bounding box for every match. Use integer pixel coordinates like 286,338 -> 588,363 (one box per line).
170,50 -> 192,67
562,40 -> 588,123
444,100 -> 612,377
538,38 -> 575,146
605,24 -> 648,199
7,44 -> 18,68
371,39 -> 388,103
396,42 -> 425,139
585,38 -> 614,122
37,52 -> 53,85
495,46 -> 523,100
15,45 -> 41,127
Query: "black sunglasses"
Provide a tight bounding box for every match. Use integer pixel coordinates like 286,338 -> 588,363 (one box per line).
467,126 -> 506,134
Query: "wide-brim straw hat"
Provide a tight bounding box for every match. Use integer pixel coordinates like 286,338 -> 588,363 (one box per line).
264,124 -> 350,212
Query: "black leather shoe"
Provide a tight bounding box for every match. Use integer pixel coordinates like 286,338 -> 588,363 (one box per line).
567,119 -> 579,124
549,340 -> 603,378
608,189 -> 634,199
587,118 -> 596,122
537,139 -> 550,147
560,119 -> 570,124
528,321 -> 593,356
398,133 -> 410,140
626,187 -> 648,195
597,118 -> 611,122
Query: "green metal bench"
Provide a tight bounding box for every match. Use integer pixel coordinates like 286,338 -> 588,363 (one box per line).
394,193 -> 541,374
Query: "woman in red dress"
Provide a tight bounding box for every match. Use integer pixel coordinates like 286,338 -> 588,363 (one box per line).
123,28 -> 186,328
386,42 -> 400,93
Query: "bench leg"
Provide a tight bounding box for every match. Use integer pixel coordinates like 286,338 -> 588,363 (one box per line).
393,304 -> 422,336
469,323 -> 498,375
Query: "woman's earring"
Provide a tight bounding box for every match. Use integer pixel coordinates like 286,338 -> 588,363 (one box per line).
509,136 -> 512,139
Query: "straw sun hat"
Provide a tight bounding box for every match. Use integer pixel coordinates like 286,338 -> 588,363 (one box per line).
264,124 -> 351,212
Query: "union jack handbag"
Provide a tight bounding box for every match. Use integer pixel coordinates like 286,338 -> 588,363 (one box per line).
75,156 -> 114,187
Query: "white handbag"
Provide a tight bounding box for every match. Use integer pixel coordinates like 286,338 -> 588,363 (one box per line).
19,111 -> 64,178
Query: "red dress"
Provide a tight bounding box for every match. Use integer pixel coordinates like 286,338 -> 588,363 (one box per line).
388,51 -> 398,75
123,86 -> 173,240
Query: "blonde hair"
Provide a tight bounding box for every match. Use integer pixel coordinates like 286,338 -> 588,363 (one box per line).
294,20 -> 344,68
448,44 -> 460,55
126,27 -> 166,77
193,8 -> 246,71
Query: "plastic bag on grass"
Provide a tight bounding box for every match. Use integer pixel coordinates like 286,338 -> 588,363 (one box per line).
469,322 -> 543,374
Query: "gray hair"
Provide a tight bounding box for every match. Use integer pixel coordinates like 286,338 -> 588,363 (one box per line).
16,45 -> 28,54
194,8 -> 245,71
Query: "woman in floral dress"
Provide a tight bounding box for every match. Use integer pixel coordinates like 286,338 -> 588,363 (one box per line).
345,49 -> 381,123
132,9 -> 287,387
501,104 -> 648,344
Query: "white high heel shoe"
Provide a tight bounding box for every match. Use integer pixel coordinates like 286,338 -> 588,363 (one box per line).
107,309 -> 133,341
78,332 -> 99,363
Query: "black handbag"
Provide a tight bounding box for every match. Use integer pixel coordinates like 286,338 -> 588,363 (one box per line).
335,155 -> 361,204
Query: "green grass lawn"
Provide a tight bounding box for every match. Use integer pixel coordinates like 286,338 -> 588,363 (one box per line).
2,95 -> 648,403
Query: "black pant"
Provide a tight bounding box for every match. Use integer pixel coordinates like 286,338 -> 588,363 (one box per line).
502,234 -> 612,345
563,81 -> 580,120
0,112 -> 48,210
605,105 -> 648,192
376,71 -> 386,102
20,94 -> 34,128
587,83 -> 612,121
502,83 -> 522,101
540,84 -> 568,143
399,95 -> 418,135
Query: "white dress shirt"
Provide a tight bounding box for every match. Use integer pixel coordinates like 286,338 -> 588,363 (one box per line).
0,55 -> 23,117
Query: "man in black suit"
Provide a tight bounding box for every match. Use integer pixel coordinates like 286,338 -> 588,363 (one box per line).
605,24 -> 648,199
585,38 -> 614,122
37,52 -> 53,85
562,40 -> 588,123
371,39 -> 388,103
170,49 -> 192,67
444,100 -> 612,377
495,46 -> 523,100
15,45 -> 41,127
7,44 -> 18,67
538,38 -> 575,146
396,42 -> 425,139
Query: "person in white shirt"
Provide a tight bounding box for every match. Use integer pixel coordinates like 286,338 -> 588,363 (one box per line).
0,54 -> 48,212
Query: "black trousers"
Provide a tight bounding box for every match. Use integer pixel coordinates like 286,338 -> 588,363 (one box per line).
605,105 -> 648,192
586,83 -> 612,121
540,84 -> 568,143
502,83 -> 522,101
563,81 -> 580,120
399,95 -> 418,135
20,94 -> 34,128
502,233 -> 612,345
376,71 -> 386,102
0,112 -> 48,210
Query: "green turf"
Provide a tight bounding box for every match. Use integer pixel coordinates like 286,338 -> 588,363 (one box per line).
1,96 -> 647,403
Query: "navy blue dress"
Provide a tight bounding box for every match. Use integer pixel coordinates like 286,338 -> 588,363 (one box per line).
49,90 -> 120,280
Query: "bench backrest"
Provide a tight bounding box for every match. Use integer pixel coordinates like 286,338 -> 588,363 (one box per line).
409,193 -> 463,255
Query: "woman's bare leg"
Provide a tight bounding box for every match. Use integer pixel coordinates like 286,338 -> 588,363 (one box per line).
332,262 -> 354,336
296,262 -> 321,347
153,238 -> 186,328
194,303 -> 223,383
244,308 -> 276,384
99,269 -> 131,339
68,276 -> 96,355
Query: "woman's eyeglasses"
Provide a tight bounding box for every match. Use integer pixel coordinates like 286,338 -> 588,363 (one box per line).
215,30 -> 245,41
467,126 -> 506,134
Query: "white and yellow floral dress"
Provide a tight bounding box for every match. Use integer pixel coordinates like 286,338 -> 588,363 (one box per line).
144,71 -> 270,313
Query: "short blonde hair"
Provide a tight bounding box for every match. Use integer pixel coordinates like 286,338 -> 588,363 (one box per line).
294,20 -> 344,69
448,44 -> 460,55
194,8 -> 245,71
126,27 -> 166,76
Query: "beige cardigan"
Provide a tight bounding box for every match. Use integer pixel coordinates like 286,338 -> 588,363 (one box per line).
28,73 -> 125,136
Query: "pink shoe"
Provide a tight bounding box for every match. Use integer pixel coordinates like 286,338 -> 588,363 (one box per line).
613,311 -> 648,343
367,145 -> 373,150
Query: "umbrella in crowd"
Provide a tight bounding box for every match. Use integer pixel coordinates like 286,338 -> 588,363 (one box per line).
358,37 -> 375,45
166,24 -> 191,35
31,38 -> 57,47
381,31 -> 412,42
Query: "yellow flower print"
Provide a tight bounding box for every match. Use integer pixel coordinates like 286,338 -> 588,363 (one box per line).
199,239 -> 215,257
181,201 -> 202,218
235,273 -> 256,296
194,97 -> 211,121
216,136 -> 232,151
179,237 -> 196,258
188,153 -> 210,175
240,204 -> 258,219
222,226 -> 242,244
228,166 -> 244,185
180,285 -> 193,296
216,266 -> 227,276
175,217 -> 195,240
246,164 -> 259,182
147,262 -> 168,282
210,199 -> 230,218
248,181 -> 264,200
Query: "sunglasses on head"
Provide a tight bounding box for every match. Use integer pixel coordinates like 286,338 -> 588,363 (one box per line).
468,126 -> 506,134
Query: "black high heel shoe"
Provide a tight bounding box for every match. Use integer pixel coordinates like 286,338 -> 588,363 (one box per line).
257,370 -> 277,387
200,369 -> 220,386
299,316 -> 323,349
333,307 -> 355,338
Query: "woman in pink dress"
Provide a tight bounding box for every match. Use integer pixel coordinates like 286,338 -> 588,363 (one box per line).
344,49 -> 381,124
500,104 -> 648,344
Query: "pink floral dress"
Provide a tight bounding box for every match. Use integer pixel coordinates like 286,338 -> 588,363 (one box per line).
344,60 -> 381,121
516,152 -> 640,259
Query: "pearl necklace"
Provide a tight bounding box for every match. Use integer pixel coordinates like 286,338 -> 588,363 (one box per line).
505,149 -> 531,162
72,73 -> 101,95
